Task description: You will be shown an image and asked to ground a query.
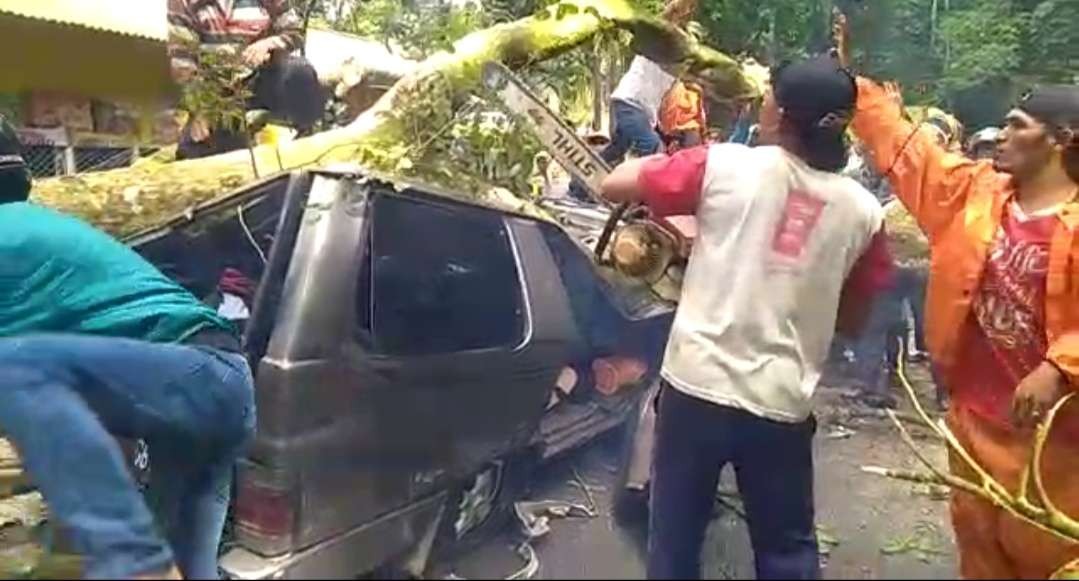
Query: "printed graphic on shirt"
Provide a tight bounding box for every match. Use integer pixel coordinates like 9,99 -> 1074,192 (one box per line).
771,190 -> 826,260
971,213 -> 1053,382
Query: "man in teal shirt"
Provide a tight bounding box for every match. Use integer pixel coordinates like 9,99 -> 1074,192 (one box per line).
0,115 -> 254,580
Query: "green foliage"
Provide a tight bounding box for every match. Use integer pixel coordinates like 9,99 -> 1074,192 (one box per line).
1023,0 -> 1079,84
484,0 -> 550,22
178,44 -> 252,132
698,0 -> 831,63
335,0 -> 491,59
938,0 -> 1023,93
314,0 -> 1074,166
349,72 -> 543,197
711,0 -> 1075,128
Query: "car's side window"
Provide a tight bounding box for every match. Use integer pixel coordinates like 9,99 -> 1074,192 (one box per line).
354,194 -> 525,356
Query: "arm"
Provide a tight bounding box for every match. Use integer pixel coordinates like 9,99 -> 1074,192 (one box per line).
851,78 -> 999,241
836,227 -> 895,338
601,145 -> 708,217
264,0 -> 306,52
1012,334 -> 1079,427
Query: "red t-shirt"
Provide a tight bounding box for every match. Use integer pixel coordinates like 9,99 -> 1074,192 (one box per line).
952,202 -> 1075,435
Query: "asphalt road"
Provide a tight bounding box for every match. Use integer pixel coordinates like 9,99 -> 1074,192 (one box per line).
437,364 -> 959,580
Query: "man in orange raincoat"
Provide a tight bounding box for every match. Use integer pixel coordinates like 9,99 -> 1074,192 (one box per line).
658,80 -> 707,152
846,49 -> 1079,580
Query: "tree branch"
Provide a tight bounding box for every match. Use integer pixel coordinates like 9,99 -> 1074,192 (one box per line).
32,0 -> 765,239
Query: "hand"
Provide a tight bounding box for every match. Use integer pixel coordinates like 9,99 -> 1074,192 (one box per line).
189,115 -> 211,143
1012,361 -> 1069,430
831,9 -> 851,68
241,37 -> 287,68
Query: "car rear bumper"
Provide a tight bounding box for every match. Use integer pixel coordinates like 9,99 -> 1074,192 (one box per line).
221,490 -> 447,579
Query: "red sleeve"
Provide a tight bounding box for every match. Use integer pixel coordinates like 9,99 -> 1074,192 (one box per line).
837,226 -> 895,335
845,227 -> 895,298
638,145 -> 709,217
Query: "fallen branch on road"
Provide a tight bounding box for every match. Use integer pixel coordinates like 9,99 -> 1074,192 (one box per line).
861,342 -> 1079,578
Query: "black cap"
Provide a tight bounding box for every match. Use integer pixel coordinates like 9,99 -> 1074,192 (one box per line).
1019,85 -> 1079,145
773,56 -> 858,128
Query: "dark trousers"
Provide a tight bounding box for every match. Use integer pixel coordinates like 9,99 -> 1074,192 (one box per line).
177,55 -> 328,160
648,384 -> 820,580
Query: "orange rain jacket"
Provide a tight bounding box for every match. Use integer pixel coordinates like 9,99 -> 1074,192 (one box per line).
851,78 -> 1079,390
658,81 -> 707,135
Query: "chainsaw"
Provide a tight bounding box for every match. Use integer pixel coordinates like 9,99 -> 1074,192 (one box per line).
481,61 -> 694,303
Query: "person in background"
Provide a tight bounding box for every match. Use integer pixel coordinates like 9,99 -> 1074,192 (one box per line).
658,80 -> 707,152
846,15 -> 1079,570
967,127 -> 1003,161
0,113 -> 255,579
0,115 -> 31,199
727,101 -> 755,145
567,0 -> 693,201
169,0 -> 328,159
602,56 -> 893,580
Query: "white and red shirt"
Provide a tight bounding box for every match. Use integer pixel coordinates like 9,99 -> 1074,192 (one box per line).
953,201 -> 1057,426
640,144 -> 891,422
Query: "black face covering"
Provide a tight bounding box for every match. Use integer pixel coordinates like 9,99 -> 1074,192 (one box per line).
1018,85 -> 1079,147
0,114 -> 31,204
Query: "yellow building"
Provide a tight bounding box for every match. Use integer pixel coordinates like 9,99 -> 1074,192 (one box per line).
0,1 -> 175,175
0,0 -> 170,101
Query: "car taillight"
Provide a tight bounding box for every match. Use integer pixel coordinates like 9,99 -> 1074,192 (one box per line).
592,356 -> 647,396
234,464 -> 296,556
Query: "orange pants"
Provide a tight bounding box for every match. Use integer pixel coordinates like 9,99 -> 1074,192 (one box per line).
948,405 -> 1079,579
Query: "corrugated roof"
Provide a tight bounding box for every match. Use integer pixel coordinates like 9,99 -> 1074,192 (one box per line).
0,0 -> 166,42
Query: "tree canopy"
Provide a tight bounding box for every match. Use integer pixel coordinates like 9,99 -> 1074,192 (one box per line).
305,0 -> 1077,130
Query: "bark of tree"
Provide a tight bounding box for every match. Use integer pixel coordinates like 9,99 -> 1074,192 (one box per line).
31,0 -> 765,239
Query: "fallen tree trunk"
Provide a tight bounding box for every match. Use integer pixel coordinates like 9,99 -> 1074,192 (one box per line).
30,0 -> 765,238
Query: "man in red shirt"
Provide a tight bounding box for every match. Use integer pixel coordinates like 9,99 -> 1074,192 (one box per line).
168,0 -> 327,159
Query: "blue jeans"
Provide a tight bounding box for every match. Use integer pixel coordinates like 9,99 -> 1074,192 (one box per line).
855,264 -> 931,388
0,334 -> 255,579
568,99 -> 662,201
852,283 -> 907,395
649,384 -> 820,580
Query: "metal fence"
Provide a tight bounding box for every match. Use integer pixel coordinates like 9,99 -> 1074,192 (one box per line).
18,126 -> 160,178
23,143 -> 159,178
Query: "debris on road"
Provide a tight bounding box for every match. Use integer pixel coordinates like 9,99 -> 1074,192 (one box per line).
514,499 -> 597,540
825,425 -> 856,440
568,467 -> 603,515
880,521 -> 946,563
816,524 -> 842,557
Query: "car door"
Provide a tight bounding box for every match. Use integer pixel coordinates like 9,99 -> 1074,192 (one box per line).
348,189 -> 575,495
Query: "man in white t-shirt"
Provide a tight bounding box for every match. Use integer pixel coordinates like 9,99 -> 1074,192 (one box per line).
568,57 -> 675,203
601,56 -> 894,579
567,0 -> 694,202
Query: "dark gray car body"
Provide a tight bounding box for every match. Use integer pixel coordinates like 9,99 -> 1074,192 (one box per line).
130,168 -> 674,578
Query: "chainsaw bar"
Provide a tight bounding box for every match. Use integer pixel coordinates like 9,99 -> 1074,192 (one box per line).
481,61 -> 611,205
